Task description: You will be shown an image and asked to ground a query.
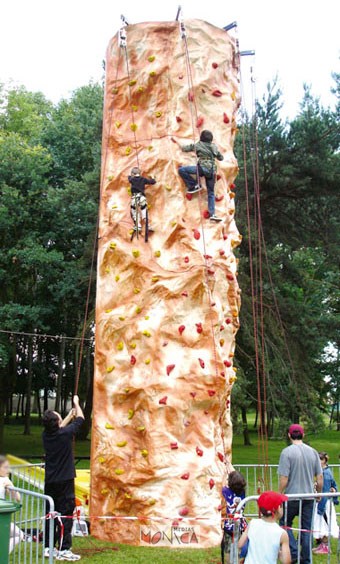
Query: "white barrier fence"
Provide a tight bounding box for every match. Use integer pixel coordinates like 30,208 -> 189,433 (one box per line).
230,492 -> 339,564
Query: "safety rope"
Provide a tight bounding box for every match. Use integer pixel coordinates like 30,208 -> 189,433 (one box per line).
120,26 -> 140,168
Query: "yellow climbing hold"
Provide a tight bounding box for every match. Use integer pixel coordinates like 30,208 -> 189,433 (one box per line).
112,87 -> 118,94
101,488 -> 109,495
231,91 -> 236,101
128,409 -> 135,420
117,341 -> 124,351
144,315 -> 150,320
131,105 -> 138,111
137,425 -> 145,432
105,423 -> 115,430
220,339 -> 225,346
137,86 -> 145,93
98,457 -> 106,464
127,188 -> 132,196
147,145 -> 153,151
130,123 -> 138,132
149,71 -> 156,77
106,366 -> 115,373
109,242 -> 117,249
124,493 -> 132,499
145,358 -> 151,365
119,315 -> 125,321
148,55 -> 155,62
115,275 -> 120,282
229,376 -> 237,384
105,309 -> 113,313
135,306 -> 142,314
107,175 -> 114,181
124,388 -> 130,394
115,468 -> 125,475
154,250 -> 161,257
143,330 -> 151,337
148,499 -> 157,506
233,366 -> 238,372
130,342 -> 137,349
151,276 -> 159,283
141,449 -> 148,457
115,121 -> 122,128
128,79 -> 137,86
105,267 -> 110,273
232,310 -> 238,317
116,440 -> 127,447
165,185 -> 172,191
155,111 -> 162,118
125,146 -> 132,156
171,221 -> 177,227
132,249 -> 140,258
134,287 -> 141,294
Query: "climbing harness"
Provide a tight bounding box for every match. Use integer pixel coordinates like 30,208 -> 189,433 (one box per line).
130,193 -> 150,242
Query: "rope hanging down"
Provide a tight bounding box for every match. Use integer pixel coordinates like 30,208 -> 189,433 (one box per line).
120,26 -> 140,168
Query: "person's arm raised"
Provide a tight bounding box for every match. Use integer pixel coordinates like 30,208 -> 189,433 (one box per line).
60,408 -> 75,428
73,395 -> 85,420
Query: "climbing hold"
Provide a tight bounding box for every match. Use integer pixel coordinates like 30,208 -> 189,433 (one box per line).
216,174 -> 222,181
221,371 -> 225,377
128,79 -> 137,86
130,123 -> 138,132
112,87 -> 118,94
145,358 -> 151,365
225,318 -> 232,324
109,242 -> 117,250
137,86 -> 145,93
176,116 -> 182,123
203,210 -> 210,219
181,473 -> 190,480
142,330 -> 151,337
124,493 -> 132,499
196,323 -> 203,334
134,288 -> 141,294
209,479 -> 215,489
178,74 -> 184,80
105,423 -> 115,430
224,360 -> 232,368
231,91 -> 236,101
155,111 -> 162,118
227,274 -> 234,281
116,441 -> 127,447
215,194 -> 224,202
145,315 -> 150,320
135,307 -> 142,314
178,325 -> 186,335
166,364 -> 175,376
181,291 -> 188,297
149,71 -> 156,77
223,233 -> 228,240
159,396 -> 168,405
212,89 -> 223,97
115,121 -> 122,128
165,185 -> 172,191
208,390 -> 216,397
193,229 -> 201,240
147,145 -> 153,151
128,409 -> 135,420
114,468 -> 125,475
196,116 -> 204,128
151,276 -> 159,282
219,249 -> 225,256
154,250 -> 161,257
131,105 -> 138,111
198,358 -> 205,369
196,447 -> 203,457
98,457 -> 106,464
190,392 -> 197,398
220,325 -> 224,331
162,341 -> 168,347
115,275 -> 120,282
117,341 -> 124,351
170,442 -> 178,450
105,309 -> 113,313
204,254 -> 212,259
141,449 -> 148,457
230,192 -> 235,199
188,91 -> 194,102
132,249 -> 140,258
230,183 -> 236,190
186,193 -> 193,201
184,256 -> 189,263
207,268 -> 215,275
137,426 -> 145,432
101,488 -> 109,495
106,366 -> 115,373
223,113 -> 230,124
148,55 -> 156,62
125,146 -> 132,156
130,342 -> 137,349
179,507 -> 189,517
212,62 -> 219,69
218,452 -> 224,463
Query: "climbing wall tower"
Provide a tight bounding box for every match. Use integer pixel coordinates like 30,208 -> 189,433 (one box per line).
91,19 -> 241,548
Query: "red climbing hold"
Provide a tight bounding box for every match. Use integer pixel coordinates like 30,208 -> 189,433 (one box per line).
181,291 -> 188,297
159,396 -> 168,405
203,210 -> 210,219
215,194 -> 224,202
220,325 -> 224,331
230,183 -> 236,190
184,256 -> 189,263
190,392 -> 197,398
226,318 -> 232,324
212,89 -> 223,97
179,507 -> 189,516
216,174 -> 221,181
218,452 -> 224,463
208,390 -> 216,397
209,479 -> 215,489
220,371 -> 225,377
196,447 -> 203,457
204,410 -> 209,415
207,268 -> 215,275
223,234 -> 228,240
212,62 -> 219,69
224,360 -> 232,368
130,355 -> 137,365
219,249 -> 225,256
193,229 -> 200,240
170,442 -> 179,450
223,113 -> 230,124
186,193 -> 193,201
178,74 -> 184,80
196,116 -> 204,128
204,254 -> 212,260
188,91 -> 194,102
176,116 -> 182,123
198,358 -> 205,369
166,364 -> 175,376
178,325 -> 186,335
217,504 -> 223,511
181,473 -> 190,480
227,274 -> 234,281
196,323 -> 203,334
162,341 -> 168,347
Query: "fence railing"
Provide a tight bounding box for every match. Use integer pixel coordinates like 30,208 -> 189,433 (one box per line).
230,492 -> 339,564
7,486 -> 54,564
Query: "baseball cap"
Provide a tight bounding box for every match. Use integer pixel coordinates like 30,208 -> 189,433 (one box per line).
288,424 -> 304,435
257,491 -> 288,514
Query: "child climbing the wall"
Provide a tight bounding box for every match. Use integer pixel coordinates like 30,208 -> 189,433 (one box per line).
0,455 -> 23,554
128,167 -> 156,232
173,130 -> 224,222
238,491 -> 291,564
221,470 -> 247,564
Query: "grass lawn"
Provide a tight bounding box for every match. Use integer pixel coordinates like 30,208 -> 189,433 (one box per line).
4,421 -> 340,562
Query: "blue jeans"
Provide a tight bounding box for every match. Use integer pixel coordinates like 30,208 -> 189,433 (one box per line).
178,165 -> 216,216
281,500 -> 314,563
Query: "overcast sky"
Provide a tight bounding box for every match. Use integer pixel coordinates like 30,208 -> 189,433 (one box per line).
1,0 -> 339,119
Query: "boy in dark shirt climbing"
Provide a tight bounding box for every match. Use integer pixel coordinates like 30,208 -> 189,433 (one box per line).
42,395 -> 84,561
128,167 -> 156,232
173,130 -> 224,222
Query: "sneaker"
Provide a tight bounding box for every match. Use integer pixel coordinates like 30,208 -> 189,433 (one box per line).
313,543 -> 330,554
44,548 -> 58,558
133,225 -> 142,232
187,185 -> 203,194
56,550 -> 81,561
147,226 -> 154,232
209,215 -> 223,222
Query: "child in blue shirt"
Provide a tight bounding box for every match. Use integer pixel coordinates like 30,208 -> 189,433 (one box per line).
221,470 -> 247,563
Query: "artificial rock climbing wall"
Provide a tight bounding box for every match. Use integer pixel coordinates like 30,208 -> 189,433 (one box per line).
91,19 -> 241,548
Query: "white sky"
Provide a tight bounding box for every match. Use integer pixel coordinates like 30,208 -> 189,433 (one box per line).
1,0 -> 339,119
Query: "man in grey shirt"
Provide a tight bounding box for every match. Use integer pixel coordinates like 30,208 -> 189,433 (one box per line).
278,424 -> 323,564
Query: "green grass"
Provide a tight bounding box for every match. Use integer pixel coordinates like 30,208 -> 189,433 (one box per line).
4,421 -> 340,563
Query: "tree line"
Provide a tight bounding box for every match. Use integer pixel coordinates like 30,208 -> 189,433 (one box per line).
0,75 -> 338,451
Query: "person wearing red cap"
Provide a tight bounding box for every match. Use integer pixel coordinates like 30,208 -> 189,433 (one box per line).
238,491 -> 291,563
278,424 -> 323,564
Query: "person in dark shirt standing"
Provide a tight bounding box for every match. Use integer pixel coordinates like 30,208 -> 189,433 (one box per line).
128,167 -> 156,232
43,395 -> 84,561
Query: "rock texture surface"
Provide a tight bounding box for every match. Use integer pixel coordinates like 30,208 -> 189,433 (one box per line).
91,18 -> 241,547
